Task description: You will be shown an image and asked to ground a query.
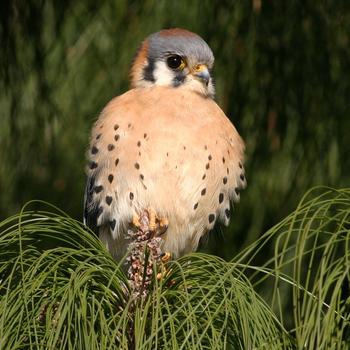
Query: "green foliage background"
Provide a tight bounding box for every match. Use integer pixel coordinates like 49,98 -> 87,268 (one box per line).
1,1 -> 349,259
1,189 -> 349,348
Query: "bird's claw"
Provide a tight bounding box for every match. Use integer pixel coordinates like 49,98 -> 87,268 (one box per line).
147,207 -> 169,236
160,251 -> 171,263
131,209 -> 171,281
158,217 -> 169,235
132,214 -> 141,229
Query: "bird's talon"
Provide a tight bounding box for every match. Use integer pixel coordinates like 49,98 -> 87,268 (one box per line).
161,251 -> 171,263
132,214 -> 141,229
158,217 -> 169,235
147,208 -> 157,232
147,208 -> 169,236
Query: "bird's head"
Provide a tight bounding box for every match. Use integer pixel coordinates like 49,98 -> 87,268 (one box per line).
130,28 -> 215,98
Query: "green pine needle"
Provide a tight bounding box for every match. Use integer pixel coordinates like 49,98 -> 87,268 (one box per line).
0,188 -> 349,349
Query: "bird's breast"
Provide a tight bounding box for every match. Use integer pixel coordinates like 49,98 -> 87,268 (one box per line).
86,87 -> 246,258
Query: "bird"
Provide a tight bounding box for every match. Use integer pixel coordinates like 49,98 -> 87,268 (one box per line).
84,28 -> 246,261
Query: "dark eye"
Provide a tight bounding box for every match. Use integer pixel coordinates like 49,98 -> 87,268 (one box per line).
166,55 -> 184,69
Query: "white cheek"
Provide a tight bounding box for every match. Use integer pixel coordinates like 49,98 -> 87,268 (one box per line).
208,79 -> 215,97
153,61 -> 175,86
151,61 -> 215,98
184,77 -> 216,97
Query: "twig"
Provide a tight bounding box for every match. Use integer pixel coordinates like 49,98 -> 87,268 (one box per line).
126,210 -> 164,300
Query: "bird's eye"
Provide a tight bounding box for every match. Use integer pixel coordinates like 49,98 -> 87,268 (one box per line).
166,55 -> 185,69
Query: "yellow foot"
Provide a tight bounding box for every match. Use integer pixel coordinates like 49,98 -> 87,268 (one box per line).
161,251 -> 171,263
147,207 -> 157,232
147,207 -> 169,235
158,217 -> 169,236
132,213 -> 141,229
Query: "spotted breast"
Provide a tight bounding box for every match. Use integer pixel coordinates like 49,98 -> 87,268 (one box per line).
84,85 -> 246,259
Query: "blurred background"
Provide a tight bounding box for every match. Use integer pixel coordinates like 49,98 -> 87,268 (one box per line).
1,0 -> 349,260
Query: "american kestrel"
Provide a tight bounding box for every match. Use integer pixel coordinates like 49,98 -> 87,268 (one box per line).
84,28 -> 246,260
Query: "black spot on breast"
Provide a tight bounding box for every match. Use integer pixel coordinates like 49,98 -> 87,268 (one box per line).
94,185 -> 103,193
206,163 -> 210,170
109,219 -> 116,230
129,192 -> 134,200
194,203 -> 198,210
96,134 -> 101,140
240,174 -> 245,181
204,145 -> 208,150
143,58 -> 155,82
140,174 -> 144,180
114,124 -> 119,130
222,157 -> 225,163
91,146 -> 99,154
108,144 -> 115,151
115,134 -> 120,142
227,168 -> 229,174
219,193 -> 224,204
183,146 -> 186,150
208,214 -> 215,223
208,155 -> 212,160
166,152 -> 169,157
235,187 -> 239,195
115,158 -> 119,167
89,161 -> 98,169
144,133 -> 147,139
239,162 -> 243,169
225,209 -> 230,219
135,162 -> 140,169
106,196 -> 113,205
223,177 -> 228,185
108,174 -> 114,183
201,188 -> 206,196
202,174 -> 206,180
128,123 -> 132,128
137,141 -> 141,147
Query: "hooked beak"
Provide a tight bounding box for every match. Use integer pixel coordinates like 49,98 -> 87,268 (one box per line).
192,64 -> 210,86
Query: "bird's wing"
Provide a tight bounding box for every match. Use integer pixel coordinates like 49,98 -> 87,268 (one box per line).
83,170 -> 99,234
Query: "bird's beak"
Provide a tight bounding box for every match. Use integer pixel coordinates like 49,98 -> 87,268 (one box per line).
192,64 -> 210,86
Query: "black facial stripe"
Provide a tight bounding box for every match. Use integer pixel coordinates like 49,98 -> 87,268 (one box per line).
143,58 -> 155,82
172,73 -> 186,87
